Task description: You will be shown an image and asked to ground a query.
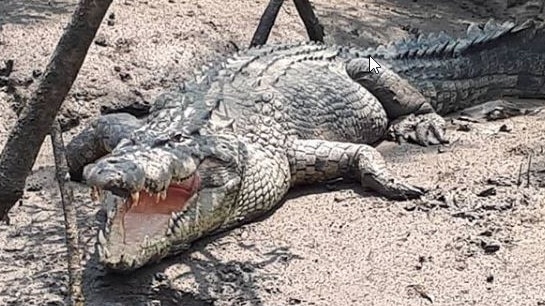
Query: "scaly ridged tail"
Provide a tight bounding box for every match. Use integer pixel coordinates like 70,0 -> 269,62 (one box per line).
366,19 -> 545,115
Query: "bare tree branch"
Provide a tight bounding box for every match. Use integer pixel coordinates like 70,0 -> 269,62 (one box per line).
0,0 -> 113,221
251,0 -> 324,47
250,0 -> 285,47
293,0 -> 324,42
51,120 -> 84,306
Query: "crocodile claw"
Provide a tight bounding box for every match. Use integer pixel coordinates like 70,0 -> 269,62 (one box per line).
388,183 -> 428,201
362,174 -> 427,201
388,112 -> 448,146
380,182 -> 428,201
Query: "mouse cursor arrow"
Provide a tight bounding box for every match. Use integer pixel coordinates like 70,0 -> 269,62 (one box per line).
369,56 -> 381,74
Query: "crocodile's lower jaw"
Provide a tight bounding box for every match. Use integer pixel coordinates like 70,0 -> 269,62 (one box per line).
97,174 -> 201,270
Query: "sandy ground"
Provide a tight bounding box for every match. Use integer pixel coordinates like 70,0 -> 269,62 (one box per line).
1,0 -> 545,305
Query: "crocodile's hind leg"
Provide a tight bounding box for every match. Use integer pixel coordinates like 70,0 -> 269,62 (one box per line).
289,139 -> 426,200
66,113 -> 143,181
346,58 -> 447,146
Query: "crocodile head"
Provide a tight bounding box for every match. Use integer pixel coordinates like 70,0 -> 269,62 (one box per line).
84,133 -> 244,272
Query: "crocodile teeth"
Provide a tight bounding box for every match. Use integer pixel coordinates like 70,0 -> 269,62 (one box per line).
96,243 -> 104,259
130,257 -> 137,268
130,192 -> 140,207
142,235 -> 150,248
90,187 -> 98,202
98,229 -> 107,245
160,190 -> 167,200
90,186 -> 102,203
107,208 -> 115,219
125,256 -> 136,268
97,243 -> 110,259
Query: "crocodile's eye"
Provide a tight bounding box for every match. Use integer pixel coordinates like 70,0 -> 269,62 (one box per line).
169,131 -> 194,143
170,132 -> 184,142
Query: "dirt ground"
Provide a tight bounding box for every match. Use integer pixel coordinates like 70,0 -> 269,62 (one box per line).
1,0 -> 545,305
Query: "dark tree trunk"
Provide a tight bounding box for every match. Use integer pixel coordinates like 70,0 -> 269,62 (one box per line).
0,0 -> 113,222
250,0 -> 285,47
250,0 -> 324,47
293,0 -> 324,43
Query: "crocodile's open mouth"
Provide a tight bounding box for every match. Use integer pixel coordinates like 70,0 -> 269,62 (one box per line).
94,173 -> 201,270
118,174 -> 201,246
90,135 -> 243,270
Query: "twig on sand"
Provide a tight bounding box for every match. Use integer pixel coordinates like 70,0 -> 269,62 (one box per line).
250,0 -> 324,47
50,120 -> 84,306
517,153 -> 533,187
526,152 -> 533,187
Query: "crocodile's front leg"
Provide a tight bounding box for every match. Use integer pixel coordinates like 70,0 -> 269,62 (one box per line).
289,139 -> 425,200
66,113 -> 143,181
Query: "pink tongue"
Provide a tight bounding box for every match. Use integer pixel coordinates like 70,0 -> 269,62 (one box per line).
122,175 -> 200,244
121,174 -> 201,244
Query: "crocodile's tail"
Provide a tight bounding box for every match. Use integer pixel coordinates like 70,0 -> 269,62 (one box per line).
370,19 -> 545,114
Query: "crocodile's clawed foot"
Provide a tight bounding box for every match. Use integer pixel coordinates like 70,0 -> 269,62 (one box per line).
391,182 -> 428,200
362,174 -> 427,200
388,112 -> 448,146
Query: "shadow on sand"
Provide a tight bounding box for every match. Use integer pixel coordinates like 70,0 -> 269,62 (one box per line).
81,225 -> 304,305
78,181 -> 383,305
314,0 -> 534,48
0,0 -> 74,29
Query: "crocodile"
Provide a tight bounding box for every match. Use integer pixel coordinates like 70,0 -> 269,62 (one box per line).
66,19 -> 545,271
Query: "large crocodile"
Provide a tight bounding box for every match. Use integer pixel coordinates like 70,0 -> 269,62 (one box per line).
66,19 -> 545,271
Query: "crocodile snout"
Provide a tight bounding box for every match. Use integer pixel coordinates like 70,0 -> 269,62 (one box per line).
83,157 -> 146,195
83,146 -> 199,196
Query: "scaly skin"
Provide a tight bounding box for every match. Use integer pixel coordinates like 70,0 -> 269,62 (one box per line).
66,19 -> 545,271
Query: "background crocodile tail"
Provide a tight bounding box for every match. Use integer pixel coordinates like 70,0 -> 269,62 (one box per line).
375,19 -> 545,114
